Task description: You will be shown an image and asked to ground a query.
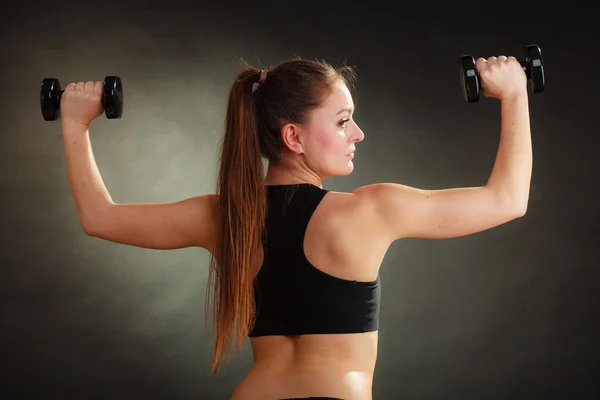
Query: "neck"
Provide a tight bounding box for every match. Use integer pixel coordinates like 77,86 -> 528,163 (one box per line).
263,160 -> 323,188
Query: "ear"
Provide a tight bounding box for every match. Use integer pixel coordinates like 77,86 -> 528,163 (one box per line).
280,122 -> 305,155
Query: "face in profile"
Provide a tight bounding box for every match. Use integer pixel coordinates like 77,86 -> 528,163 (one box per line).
294,80 -> 365,178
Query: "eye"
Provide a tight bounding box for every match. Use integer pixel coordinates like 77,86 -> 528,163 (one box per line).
338,118 -> 349,127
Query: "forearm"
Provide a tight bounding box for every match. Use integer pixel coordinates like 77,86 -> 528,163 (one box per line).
62,121 -> 113,229
485,92 -> 532,212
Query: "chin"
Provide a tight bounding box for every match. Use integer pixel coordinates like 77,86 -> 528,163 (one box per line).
333,163 -> 355,177
319,158 -> 355,178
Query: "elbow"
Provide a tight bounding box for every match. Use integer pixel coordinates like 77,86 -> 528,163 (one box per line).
81,213 -> 105,237
80,204 -> 112,236
510,198 -> 528,218
512,206 -> 527,218
488,187 -> 528,218
81,219 -> 98,236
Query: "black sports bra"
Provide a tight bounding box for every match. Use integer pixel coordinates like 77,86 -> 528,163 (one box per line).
248,183 -> 380,337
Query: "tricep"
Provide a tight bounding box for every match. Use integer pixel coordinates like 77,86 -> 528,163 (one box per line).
354,183 -> 525,241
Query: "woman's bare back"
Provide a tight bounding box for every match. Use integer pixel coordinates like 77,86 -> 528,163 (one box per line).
229,187 -> 392,400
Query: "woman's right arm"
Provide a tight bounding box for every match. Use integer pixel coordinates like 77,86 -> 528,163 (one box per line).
62,121 -> 217,251
356,56 -> 532,241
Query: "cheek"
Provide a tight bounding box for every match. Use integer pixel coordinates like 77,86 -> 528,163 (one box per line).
311,129 -> 344,153
305,128 -> 347,168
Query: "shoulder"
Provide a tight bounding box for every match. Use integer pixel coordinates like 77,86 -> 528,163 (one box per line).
350,182 -> 401,211
314,184 -> 386,233
349,183 -> 418,241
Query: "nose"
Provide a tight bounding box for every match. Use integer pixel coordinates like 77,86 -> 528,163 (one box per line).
351,124 -> 365,143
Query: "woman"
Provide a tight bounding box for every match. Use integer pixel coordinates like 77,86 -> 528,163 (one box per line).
59,55 -> 531,399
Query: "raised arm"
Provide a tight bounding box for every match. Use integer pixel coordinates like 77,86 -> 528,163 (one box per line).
357,55 -> 532,241
62,121 -> 217,250
60,81 -> 216,251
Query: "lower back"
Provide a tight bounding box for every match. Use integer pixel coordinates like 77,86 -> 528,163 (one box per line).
230,332 -> 378,400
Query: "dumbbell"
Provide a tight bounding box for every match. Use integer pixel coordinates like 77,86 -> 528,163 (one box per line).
460,44 -> 545,103
40,76 -> 124,121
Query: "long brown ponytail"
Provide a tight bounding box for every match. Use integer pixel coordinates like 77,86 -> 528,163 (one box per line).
206,66 -> 266,375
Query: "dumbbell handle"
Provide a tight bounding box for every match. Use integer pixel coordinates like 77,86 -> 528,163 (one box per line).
475,59 -> 536,78
476,60 -> 534,77
49,89 -> 107,109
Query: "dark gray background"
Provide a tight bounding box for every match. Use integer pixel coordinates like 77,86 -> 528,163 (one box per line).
1,1 -> 598,399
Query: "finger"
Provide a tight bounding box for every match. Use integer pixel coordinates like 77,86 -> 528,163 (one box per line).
507,55 -> 519,65
487,56 -> 498,65
66,83 -> 77,92
475,57 -> 487,72
84,81 -> 95,93
76,82 -> 85,92
497,55 -> 508,62
94,81 -> 104,95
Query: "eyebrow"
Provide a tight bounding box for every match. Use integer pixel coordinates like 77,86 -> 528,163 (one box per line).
336,107 -> 354,115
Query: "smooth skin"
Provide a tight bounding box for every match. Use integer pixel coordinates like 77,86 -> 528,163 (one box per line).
59,55 -> 531,399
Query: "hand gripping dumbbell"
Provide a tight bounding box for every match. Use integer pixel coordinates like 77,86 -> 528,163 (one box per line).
40,76 -> 124,121
460,44 -> 545,103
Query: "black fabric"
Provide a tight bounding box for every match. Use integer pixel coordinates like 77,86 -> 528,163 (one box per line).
281,398 -> 344,400
248,183 -> 381,338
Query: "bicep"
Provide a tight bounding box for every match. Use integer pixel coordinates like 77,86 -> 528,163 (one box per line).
85,194 -> 217,251
356,183 -> 525,241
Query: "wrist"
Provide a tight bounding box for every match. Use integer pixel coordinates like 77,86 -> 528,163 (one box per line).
499,89 -> 528,103
62,119 -> 89,136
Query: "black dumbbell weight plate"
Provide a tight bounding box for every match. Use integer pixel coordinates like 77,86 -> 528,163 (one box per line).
526,44 -> 544,93
103,76 -> 123,119
41,78 -> 61,121
460,55 -> 479,103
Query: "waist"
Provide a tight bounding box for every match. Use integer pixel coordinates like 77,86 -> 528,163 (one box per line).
252,331 -> 377,368
237,332 -> 377,399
